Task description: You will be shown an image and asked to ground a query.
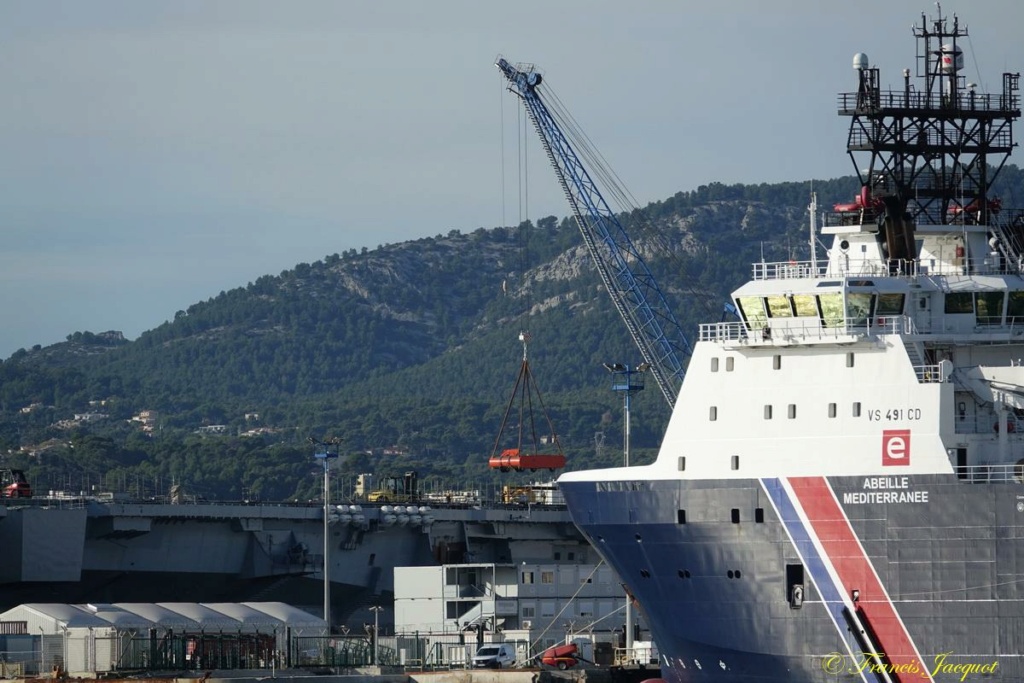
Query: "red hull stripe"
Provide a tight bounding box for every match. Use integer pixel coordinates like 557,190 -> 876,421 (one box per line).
788,477 -> 931,680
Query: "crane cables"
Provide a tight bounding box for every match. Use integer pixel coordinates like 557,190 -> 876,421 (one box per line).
533,78 -> 718,324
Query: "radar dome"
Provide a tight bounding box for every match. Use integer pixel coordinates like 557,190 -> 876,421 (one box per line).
852,53 -> 869,70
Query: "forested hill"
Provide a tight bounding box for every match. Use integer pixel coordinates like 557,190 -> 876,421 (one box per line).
3,168 -> 1022,501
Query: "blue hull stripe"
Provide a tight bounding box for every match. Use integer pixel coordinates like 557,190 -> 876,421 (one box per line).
760,478 -> 862,673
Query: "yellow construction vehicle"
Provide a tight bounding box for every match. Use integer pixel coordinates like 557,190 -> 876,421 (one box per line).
366,471 -> 419,503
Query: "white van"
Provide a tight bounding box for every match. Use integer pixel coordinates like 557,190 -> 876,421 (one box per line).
472,643 -> 516,669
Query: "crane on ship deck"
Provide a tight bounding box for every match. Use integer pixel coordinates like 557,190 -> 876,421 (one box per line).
496,57 -> 692,407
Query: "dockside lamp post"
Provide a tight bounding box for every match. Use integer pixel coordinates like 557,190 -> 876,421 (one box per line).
309,436 -> 341,629
602,363 -> 648,467
369,605 -> 385,665
602,362 -> 648,661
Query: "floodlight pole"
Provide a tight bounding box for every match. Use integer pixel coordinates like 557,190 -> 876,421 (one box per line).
311,437 -> 340,629
369,605 -> 384,664
603,363 -> 648,660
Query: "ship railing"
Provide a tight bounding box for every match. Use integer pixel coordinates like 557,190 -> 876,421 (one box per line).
838,88 -> 1020,116
955,462 -> 1024,483
751,260 -> 825,280
699,315 -> 919,344
915,364 -> 943,383
754,253 -> 1024,281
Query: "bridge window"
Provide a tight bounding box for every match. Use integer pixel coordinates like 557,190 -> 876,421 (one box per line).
726,357 -> 735,371
711,357 -> 719,372
737,296 -> 767,327
846,293 -> 873,325
793,294 -> 818,317
709,406 -> 718,421
788,404 -> 797,419
876,293 -> 905,315
945,292 -> 974,314
764,405 -> 773,420
1008,291 -> 1024,325
829,403 -> 837,418
853,402 -> 862,417
766,295 -> 793,318
975,292 -> 1005,326
846,352 -> 855,367
819,293 -> 844,328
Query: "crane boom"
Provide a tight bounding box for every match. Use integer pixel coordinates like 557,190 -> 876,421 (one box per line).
496,57 -> 691,406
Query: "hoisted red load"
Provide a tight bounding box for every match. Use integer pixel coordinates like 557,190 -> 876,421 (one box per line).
488,332 -> 566,473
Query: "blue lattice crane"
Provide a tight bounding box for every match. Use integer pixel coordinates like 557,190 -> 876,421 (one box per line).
495,57 -> 692,406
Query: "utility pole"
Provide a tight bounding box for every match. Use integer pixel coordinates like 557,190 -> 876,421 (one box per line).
602,362 -> 648,660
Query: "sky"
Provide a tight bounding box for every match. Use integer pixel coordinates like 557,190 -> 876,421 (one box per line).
1,1 -> 1022,358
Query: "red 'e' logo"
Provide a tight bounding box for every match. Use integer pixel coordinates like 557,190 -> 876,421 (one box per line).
882,430 -> 911,466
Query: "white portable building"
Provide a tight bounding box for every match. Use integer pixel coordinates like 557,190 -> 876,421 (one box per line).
0,603 -> 114,674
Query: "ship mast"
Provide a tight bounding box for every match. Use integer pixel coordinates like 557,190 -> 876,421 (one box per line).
839,5 -> 1020,232
808,191 -> 818,272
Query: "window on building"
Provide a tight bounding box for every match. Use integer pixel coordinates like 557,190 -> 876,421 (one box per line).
541,571 -> 554,584
522,571 -> 534,584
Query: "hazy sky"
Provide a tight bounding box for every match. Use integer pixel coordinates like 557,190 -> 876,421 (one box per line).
2,1 -> 1021,357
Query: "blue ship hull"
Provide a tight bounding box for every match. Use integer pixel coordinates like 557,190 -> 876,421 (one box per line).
560,475 -> 1022,682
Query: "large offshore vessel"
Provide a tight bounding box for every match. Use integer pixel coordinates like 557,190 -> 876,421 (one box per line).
560,9 -> 1024,683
